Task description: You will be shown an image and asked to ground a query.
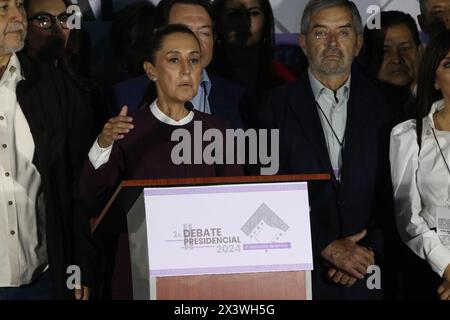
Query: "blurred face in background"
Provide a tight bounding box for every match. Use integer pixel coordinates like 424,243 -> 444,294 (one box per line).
0,0 -> 27,57
144,32 -> 202,106
169,3 -> 213,68
419,0 -> 450,39
221,0 -> 265,47
378,23 -> 422,88
25,0 -> 70,61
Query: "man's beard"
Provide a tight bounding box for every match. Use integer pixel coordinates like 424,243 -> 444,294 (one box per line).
2,39 -> 25,54
1,22 -> 27,54
0,35 -> 25,54
317,49 -> 349,76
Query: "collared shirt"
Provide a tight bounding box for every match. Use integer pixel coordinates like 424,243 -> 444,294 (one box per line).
88,0 -> 101,19
308,69 -> 351,180
390,99 -> 450,277
0,54 -> 47,287
89,100 -> 194,169
191,69 -> 211,114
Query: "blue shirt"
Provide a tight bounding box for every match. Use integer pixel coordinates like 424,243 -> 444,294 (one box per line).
191,69 -> 212,114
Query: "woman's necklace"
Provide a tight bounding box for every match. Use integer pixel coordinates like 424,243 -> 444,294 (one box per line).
433,110 -> 450,175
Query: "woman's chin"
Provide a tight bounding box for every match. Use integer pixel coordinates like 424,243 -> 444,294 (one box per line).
176,91 -> 196,103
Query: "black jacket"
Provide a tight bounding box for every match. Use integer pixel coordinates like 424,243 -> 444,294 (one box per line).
259,67 -> 395,299
16,53 -> 98,299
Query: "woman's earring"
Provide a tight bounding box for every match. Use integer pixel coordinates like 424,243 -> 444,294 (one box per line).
435,83 -> 440,90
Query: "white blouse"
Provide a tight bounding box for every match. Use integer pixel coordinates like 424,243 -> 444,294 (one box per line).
390,99 -> 450,277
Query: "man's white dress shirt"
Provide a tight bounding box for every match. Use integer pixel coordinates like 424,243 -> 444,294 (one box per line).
0,54 -> 47,287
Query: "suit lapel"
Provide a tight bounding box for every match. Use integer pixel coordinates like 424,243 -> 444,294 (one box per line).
78,0 -> 97,21
287,76 -> 339,189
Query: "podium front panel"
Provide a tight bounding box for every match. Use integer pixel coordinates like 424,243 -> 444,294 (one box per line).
155,271 -> 310,300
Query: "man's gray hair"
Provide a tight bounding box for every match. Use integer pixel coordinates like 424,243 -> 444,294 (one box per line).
300,0 -> 363,35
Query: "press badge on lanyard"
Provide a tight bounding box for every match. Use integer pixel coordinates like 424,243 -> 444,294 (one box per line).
437,207 -> 450,248
431,128 -> 450,248
333,168 -> 341,182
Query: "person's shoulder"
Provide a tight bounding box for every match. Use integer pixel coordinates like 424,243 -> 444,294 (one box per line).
389,119 -> 420,164
391,119 -> 418,140
117,107 -> 154,147
18,52 -> 63,84
129,107 -> 152,125
351,65 -> 382,93
266,79 -> 305,108
270,80 -> 302,95
350,68 -> 395,121
208,73 -> 245,93
113,75 -> 149,91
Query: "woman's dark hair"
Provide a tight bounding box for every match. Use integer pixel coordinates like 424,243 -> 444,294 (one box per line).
140,24 -> 201,107
416,29 -> 450,118
145,23 -> 201,64
110,1 -> 156,76
209,0 -> 277,94
24,0 -> 72,11
359,10 -> 421,81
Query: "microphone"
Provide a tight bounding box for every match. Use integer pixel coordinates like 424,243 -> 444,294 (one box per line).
184,101 -> 194,111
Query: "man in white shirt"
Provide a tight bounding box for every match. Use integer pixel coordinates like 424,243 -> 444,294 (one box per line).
0,0 -> 96,300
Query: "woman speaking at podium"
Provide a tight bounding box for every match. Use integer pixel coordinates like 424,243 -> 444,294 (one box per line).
80,24 -> 243,216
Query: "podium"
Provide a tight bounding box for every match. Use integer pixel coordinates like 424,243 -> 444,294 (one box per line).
92,174 -> 329,300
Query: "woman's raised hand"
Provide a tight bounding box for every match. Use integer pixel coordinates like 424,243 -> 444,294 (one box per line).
98,106 -> 134,148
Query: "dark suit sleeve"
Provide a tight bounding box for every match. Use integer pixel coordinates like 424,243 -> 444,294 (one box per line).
79,143 -> 125,218
360,96 -> 396,263
61,74 -> 100,292
254,87 -> 278,131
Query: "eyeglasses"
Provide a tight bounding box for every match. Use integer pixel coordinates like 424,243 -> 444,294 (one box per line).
309,29 -> 353,41
28,13 -> 70,30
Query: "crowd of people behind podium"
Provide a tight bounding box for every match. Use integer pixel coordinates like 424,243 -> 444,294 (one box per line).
1,0 -> 450,301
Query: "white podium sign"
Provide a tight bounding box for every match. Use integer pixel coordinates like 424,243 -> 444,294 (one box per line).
144,182 -> 313,277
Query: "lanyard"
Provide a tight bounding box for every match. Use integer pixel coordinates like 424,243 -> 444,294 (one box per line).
432,128 -> 450,175
315,101 -> 346,148
315,101 -> 346,183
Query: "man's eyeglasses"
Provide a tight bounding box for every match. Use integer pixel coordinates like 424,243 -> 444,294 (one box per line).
28,13 -> 70,30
